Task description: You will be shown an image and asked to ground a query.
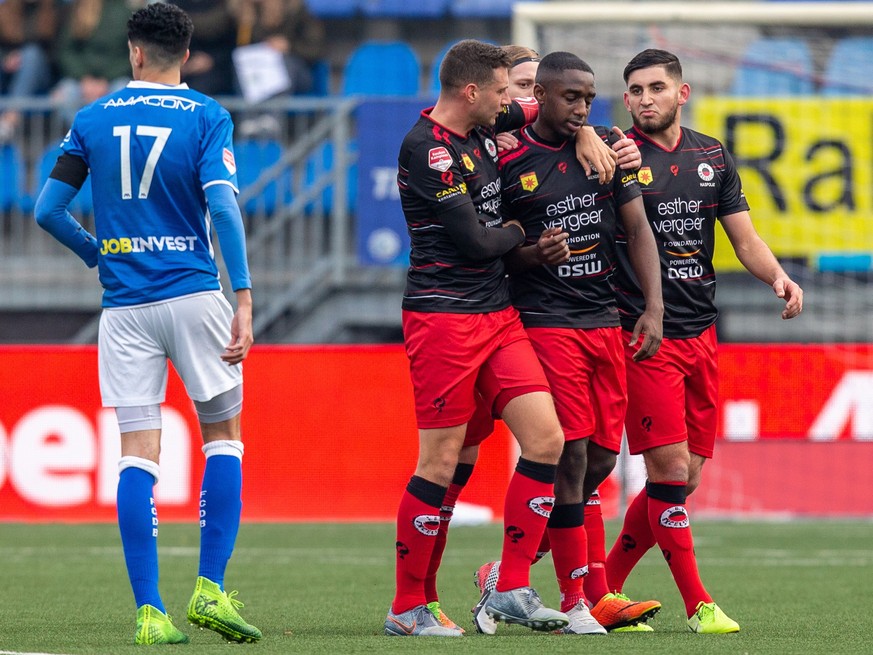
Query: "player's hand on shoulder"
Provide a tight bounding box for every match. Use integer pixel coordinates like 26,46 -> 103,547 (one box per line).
611,127 -> 641,171
535,226 -> 570,265
575,125 -> 617,185
496,131 -> 519,152
629,309 -> 663,362
774,276 -> 803,320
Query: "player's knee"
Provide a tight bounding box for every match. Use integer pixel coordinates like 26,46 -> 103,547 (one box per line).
585,451 -> 617,490
686,470 -> 703,495
522,424 -> 564,464
643,447 -> 690,483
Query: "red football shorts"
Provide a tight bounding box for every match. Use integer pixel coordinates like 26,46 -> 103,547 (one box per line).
403,306 -> 550,431
526,326 -> 626,452
623,325 -> 718,458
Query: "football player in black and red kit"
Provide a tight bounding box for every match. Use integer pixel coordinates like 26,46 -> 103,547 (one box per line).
386,39 -> 628,638
494,50 -> 665,635
606,49 -> 804,634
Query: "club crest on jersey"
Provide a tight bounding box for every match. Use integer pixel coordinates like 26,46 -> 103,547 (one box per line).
697,163 -> 715,182
659,506 -> 690,529
413,514 -> 441,536
528,495 -> 554,518
428,147 -> 453,172
461,152 -> 476,172
520,171 -> 539,192
484,138 -> 497,159
637,166 -> 654,186
223,148 -> 236,175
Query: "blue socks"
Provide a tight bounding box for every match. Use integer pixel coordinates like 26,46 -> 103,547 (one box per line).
197,441 -> 244,590
117,458 -> 163,611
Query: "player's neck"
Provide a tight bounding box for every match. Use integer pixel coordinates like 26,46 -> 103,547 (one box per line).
135,68 -> 182,86
429,99 -> 476,136
644,123 -> 682,151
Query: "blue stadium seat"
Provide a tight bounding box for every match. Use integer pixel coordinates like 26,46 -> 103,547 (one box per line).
234,139 -> 289,216
305,0 -> 359,17
32,145 -> 93,216
305,140 -> 358,214
304,59 -> 331,96
0,144 -> 26,213
360,0 -> 447,17
450,0 -> 540,17
342,41 -> 421,97
730,38 -> 814,96
821,37 -> 873,95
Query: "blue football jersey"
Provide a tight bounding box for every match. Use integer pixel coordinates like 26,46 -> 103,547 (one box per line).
62,81 -> 242,307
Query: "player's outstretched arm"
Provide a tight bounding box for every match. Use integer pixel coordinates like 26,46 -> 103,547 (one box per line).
620,196 -> 663,360
721,210 -> 804,320
575,126 -> 617,185
503,226 -> 569,273
440,204 -> 525,260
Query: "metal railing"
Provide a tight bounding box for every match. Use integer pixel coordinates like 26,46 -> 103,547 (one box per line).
0,96 -> 360,341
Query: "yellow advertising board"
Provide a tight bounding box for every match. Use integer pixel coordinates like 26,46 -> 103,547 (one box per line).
694,98 -> 873,271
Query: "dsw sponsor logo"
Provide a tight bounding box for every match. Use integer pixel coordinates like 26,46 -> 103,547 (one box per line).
0,406 -> 191,507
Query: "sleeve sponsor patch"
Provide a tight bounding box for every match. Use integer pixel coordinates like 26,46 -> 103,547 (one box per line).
223,148 -> 237,175
428,146 -> 453,172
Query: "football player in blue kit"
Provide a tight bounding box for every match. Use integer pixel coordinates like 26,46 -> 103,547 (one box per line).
34,3 -> 260,644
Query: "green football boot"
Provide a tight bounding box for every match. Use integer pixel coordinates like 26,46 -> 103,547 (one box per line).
687,601 -> 740,634
187,576 -> 263,643
134,604 -> 189,645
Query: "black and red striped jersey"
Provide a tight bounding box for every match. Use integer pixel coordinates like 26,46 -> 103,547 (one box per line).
614,126 -> 750,338
398,99 -> 537,313
499,124 -> 641,329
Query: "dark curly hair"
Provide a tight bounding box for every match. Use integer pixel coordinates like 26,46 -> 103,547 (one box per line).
127,3 -> 194,69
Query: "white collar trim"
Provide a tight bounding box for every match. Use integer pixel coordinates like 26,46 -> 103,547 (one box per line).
126,81 -> 190,90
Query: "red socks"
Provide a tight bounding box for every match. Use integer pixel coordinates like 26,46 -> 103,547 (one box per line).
582,490 -> 610,603
646,481 -> 712,616
606,486 -> 656,592
392,476 -> 447,614
496,458 -> 557,592
547,502 -> 587,611
424,463 -> 474,603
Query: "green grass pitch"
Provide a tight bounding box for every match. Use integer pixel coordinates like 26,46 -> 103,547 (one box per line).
1,520 -> 871,654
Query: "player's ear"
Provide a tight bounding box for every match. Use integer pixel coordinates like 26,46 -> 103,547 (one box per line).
464,83 -> 478,104
533,82 -> 546,105
678,82 -> 691,106
181,49 -> 191,66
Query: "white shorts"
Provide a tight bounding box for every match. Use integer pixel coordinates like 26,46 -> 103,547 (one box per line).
98,291 -> 242,407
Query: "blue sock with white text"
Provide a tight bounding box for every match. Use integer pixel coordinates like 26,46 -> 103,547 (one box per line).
198,443 -> 243,590
117,465 -> 164,611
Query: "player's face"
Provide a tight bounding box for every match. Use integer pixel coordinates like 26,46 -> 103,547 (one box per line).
472,67 -> 511,128
624,65 -> 688,135
508,61 -> 538,99
536,69 -> 596,141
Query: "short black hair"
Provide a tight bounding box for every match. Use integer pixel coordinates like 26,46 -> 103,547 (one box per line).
536,51 -> 594,85
439,40 -> 512,91
127,3 -> 194,69
623,49 -> 683,83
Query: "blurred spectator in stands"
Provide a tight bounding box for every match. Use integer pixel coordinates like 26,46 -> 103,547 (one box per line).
170,0 -> 238,96
0,0 -> 59,142
230,0 -> 325,97
51,0 -> 140,124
